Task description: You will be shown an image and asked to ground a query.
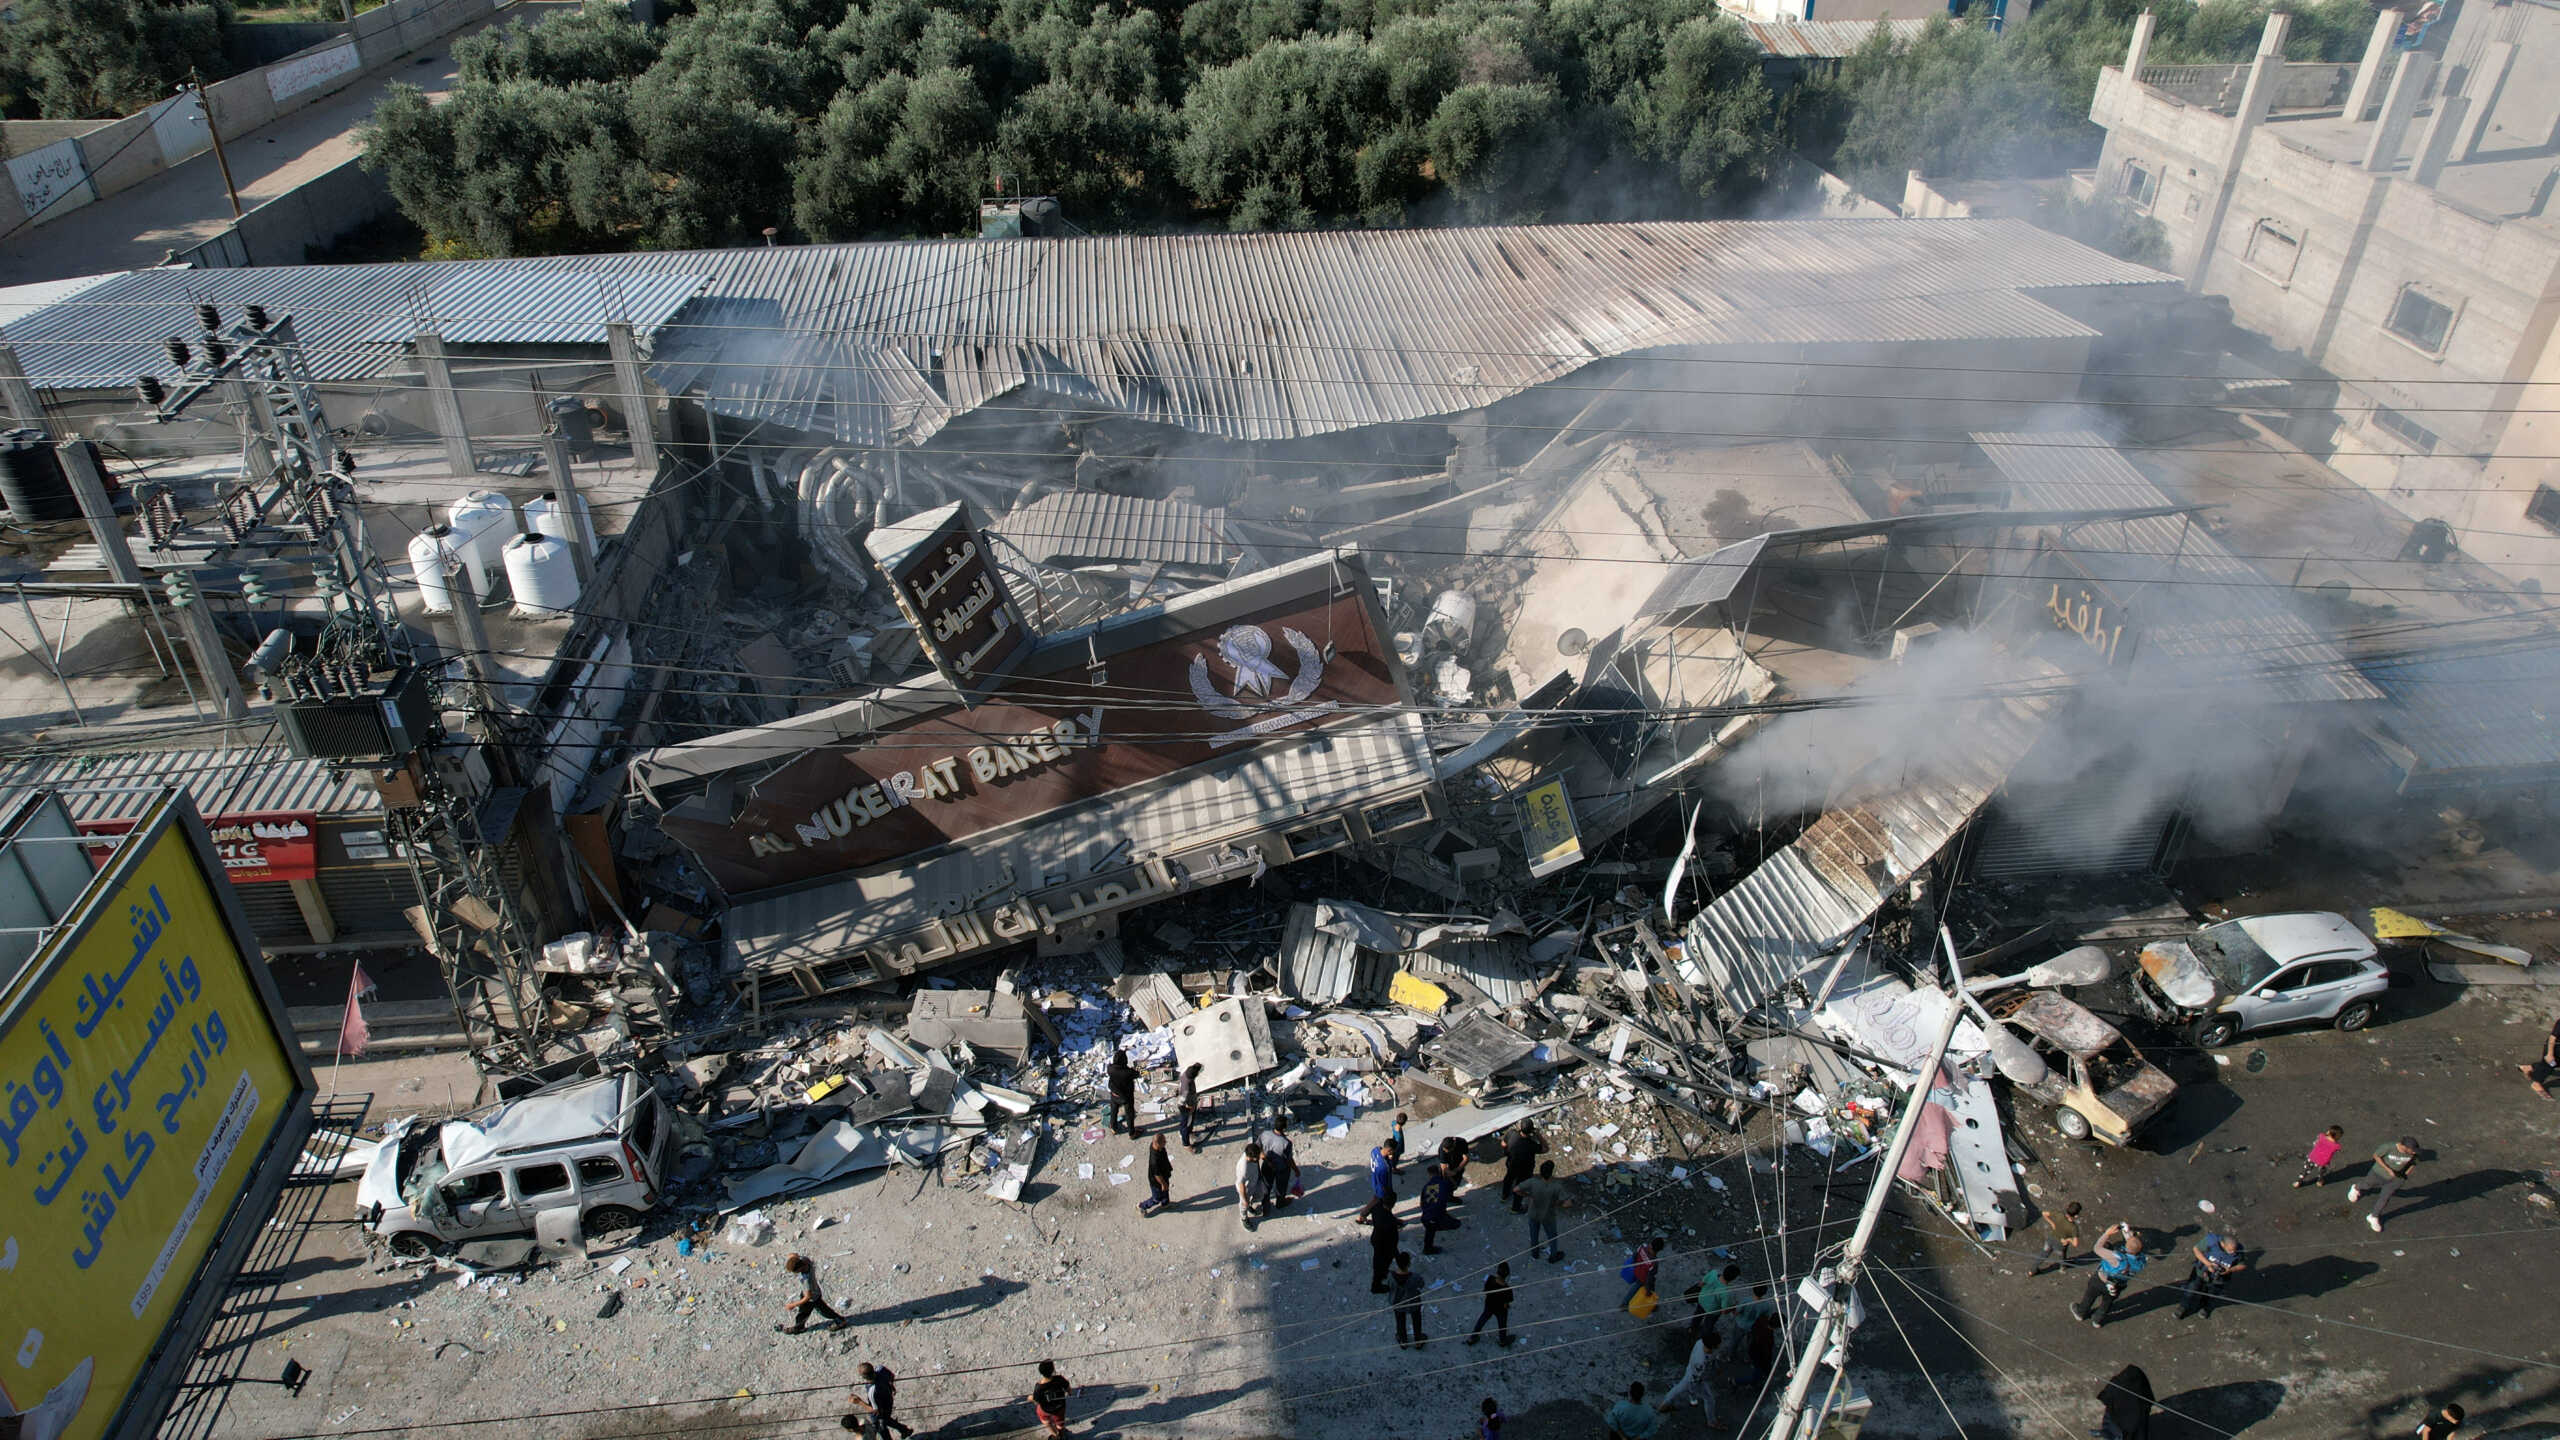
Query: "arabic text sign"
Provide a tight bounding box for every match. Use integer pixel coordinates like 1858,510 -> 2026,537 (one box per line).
264,38 -> 359,105
0,810 -> 298,1440
78,812 -> 318,884
1518,779 -> 1584,879
878,509 -> 1034,700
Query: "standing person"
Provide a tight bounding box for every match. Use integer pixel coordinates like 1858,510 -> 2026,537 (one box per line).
1106,1049 -> 1140,1137
2349,1136 -> 2423,1232
1385,1111 -> 1410,1173
778,1253 -> 847,1334
2521,1013 -> 2559,1099
1419,1162 -> 1459,1254
1140,1135 -> 1173,1216
1028,1360 -> 1071,1438
2417,1403 -> 2466,1440
1476,1398 -> 1503,1440
1177,1063 -> 1206,1151
2031,1201 -> 2084,1276
2070,1222 -> 2146,1329
1520,1160 -> 1570,1262
2175,1229 -> 2245,1320
1502,1123 -> 1545,1212
1367,1194 -> 1406,1293
1622,1235 -> 1663,1309
1263,1118 -> 1300,1205
1603,1382 -> 1665,1440
850,1363 -> 916,1440
1687,1261 -> 1740,1331
1466,1260 -> 1514,1346
1368,1144 -> 1397,1203
2295,1125 -> 2345,1188
1235,1146 -> 1266,1226
1438,1134 -> 1472,1195
1742,1311 -> 1781,1390
1390,1251 -> 1427,1349
2095,1365 -> 2152,1440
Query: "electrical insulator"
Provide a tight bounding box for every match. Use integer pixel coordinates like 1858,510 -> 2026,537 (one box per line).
196,303 -> 220,333
136,375 -> 166,407
160,571 -> 196,609
246,304 -> 270,330
137,485 -> 179,548
239,570 -> 268,604
164,337 -> 192,368
204,338 -> 230,368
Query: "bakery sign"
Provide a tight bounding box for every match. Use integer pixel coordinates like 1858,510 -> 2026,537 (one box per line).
867,500 -> 1035,704
79,811 -> 319,883
660,586 -> 1401,894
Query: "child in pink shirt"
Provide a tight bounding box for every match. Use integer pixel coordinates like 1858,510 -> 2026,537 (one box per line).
2294,1125 -> 2344,1188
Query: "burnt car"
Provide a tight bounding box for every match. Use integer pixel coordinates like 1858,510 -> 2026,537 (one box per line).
2133,912 -> 2386,1049
1981,989 -> 2177,1146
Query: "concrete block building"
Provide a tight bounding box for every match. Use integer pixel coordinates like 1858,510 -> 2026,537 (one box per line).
2087,2 -> 2560,580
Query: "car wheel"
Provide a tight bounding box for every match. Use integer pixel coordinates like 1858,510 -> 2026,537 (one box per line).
2193,1014 -> 2241,1048
585,1205 -> 644,1236
2053,1107 -> 2093,1142
386,1231 -> 441,1258
2333,1000 -> 2377,1032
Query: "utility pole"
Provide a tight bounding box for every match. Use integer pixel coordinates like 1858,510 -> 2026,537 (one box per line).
1766,926 -> 1972,1440
184,71 -> 243,219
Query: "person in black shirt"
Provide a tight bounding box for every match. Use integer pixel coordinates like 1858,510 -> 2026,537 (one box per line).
2095,1365 -> 2151,1440
1502,1124 -> 1545,1212
779,1254 -> 846,1334
850,1362 -> 915,1439
2417,1403 -> 2464,1440
1366,1195 -> 1405,1292
1467,1261 -> 1515,1346
2521,1014 -> 2559,1099
1390,1252 -> 1427,1348
1106,1050 -> 1140,1136
1178,1062 -> 1206,1149
1141,1135 -> 1174,1215
1437,1134 -> 1470,1195
1029,1359 -> 1072,1437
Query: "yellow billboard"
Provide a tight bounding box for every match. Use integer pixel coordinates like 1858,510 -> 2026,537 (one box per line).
1518,778 -> 1584,879
1,796 -> 303,1440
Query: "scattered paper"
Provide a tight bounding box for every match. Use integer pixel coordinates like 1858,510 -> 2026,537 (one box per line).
1300,1259 -> 1322,1270
1325,1119 -> 1350,1139
608,1258 -> 633,1276
1672,1166 -> 1691,1182
1610,1142 -> 1628,1156
1118,1155 -> 1136,1169
1109,1172 -> 1132,1186
1706,1176 -> 1727,1192
1078,1164 -> 1094,1180
2198,1200 -> 2216,1213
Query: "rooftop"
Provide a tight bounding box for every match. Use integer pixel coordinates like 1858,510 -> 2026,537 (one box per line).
2261,105 -> 2560,235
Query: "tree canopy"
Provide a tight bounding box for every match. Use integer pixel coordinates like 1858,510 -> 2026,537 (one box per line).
0,0 -> 232,120
360,0 -> 2374,257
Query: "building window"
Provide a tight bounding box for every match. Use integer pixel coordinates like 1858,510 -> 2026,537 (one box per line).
2244,220 -> 2301,282
2119,160 -> 2158,210
2527,486 -> 2560,534
2182,192 -> 2202,218
2372,406 -> 2440,453
2385,286 -> 2457,353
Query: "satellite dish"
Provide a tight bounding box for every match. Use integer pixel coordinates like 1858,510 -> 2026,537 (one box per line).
2023,945 -> 2113,989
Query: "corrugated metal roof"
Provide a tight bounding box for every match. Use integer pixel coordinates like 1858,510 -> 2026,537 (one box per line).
356,270 -> 709,347
1971,432 -> 2380,705
10,221 -> 2174,446
1681,686 -> 2059,1019
991,492 -> 1235,572
727,714 -> 1438,972
0,747 -> 382,823
1739,17 -> 1932,56
2356,641 -> 2560,787
1279,901 -> 1372,1005
0,270 -> 127,328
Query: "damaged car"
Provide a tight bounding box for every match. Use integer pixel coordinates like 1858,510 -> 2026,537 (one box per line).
2133,912 -> 2386,1049
358,1070 -> 669,1255
1981,989 -> 2177,1146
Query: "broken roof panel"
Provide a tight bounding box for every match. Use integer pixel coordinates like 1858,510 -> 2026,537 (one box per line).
1681,686 -> 2062,1020
1971,432 -> 2378,705
1278,901 -> 1375,1006
990,491 -> 1236,572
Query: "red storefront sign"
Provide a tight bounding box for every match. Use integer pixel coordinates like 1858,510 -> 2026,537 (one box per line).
80,811 -> 320,883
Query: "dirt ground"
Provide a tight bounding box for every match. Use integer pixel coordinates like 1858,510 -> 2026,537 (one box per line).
191,882 -> 2560,1440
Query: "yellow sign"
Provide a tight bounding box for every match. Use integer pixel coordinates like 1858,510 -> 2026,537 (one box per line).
1518,778 -> 1584,879
1388,970 -> 1450,1014
1,803 -> 299,1440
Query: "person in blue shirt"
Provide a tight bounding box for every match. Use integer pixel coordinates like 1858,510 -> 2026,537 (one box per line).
1476,1397 -> 1503,1440
1604,1382 -> 1666,1439
2174,1230 -> 2245,1320
1385,1111 -> 1409,1173
2070,1222 -> 2147,1329
1368,1144 -> 1396,1203
1419,1163 -> 1460,1254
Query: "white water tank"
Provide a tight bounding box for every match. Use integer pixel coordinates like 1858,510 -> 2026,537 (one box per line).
524,490 -> 595,557
504,531 -> 582,619
446,489 -> 518,591
1428,589 -> 1477,646
409,525 -> 463,614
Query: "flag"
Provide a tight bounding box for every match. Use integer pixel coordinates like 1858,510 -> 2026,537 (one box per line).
339,961 -> 378,1058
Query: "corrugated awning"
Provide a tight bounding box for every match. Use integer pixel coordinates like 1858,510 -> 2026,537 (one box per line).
0,746 -> 383,823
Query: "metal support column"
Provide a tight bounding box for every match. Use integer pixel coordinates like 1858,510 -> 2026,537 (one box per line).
542,432 -> 596,584
57,441 -> 144,587
412,331 -> 477,477
172,579 -> 252,719
0,336 -> 48,431
604,321 -> 660,475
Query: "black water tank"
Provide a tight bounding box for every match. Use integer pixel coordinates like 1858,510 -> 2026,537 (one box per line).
0,429 -> 77,522
547,394 -> 595,455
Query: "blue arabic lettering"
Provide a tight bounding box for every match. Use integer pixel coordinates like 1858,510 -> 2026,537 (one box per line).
101,1127 -> 153,1198
72,1186 -> 114,1268
32,1118 -> 86,1207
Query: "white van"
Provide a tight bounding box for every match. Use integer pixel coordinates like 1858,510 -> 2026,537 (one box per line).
357,1070 -> 669,1255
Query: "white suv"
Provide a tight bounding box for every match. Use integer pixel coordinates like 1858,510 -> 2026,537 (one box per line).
2133,912 -> 2388,1048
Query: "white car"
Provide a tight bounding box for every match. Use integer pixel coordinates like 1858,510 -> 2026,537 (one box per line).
357,1070 -> 669,1255
2132,912 -> 2387,1048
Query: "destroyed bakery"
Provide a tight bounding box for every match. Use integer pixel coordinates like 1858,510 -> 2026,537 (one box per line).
3,211 -> 2557,1440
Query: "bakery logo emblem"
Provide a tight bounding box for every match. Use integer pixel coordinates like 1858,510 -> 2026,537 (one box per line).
1189,624 -> 1334,745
